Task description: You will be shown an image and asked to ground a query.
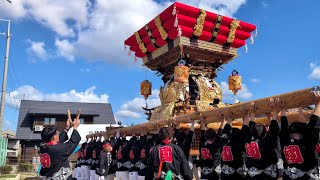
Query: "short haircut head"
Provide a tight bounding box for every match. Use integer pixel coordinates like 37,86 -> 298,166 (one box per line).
158,127 -> 173,141
250,123 -> 266,139
289,122 -> 308,135
205,128 -> 216,140
175,131 -> 187,144
41,126 -> 57,143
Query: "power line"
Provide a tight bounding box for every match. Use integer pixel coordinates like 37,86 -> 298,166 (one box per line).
7,64 -> 18,90
9,59 -> 22,87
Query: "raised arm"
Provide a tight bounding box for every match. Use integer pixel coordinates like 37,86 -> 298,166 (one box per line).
222,111 -> 232,136
308,91 -> 320,128
58,117 -> 81,158
267,98 -> 281,136
199,115 -> 206,149
186,117 -> 195,146
140,128 -> 147,145
173,117 -> 180,140
59,118 -> 72,143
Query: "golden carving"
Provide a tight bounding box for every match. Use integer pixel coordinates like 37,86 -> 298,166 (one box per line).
160,81 -> 186,104
193,9 -> 207,37
134,32 -> 147,53
217,15 -> 222,21
174,66 -> 189,83
227,19 -> 240,44
154,16 -> 168,40
192,75 -> 222,102
149,102 -> 175,121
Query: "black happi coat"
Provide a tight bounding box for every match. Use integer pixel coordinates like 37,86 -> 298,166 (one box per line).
199,129 -> 220,180
79,143 -> 87,166
138,136 -> 152,176
108,138 -> 121,175
75,149 -> 82,168
39,130 -> 81,180
219,124 -> 249,180
90,142 -> 98,170
145,141 -> 193,180
244,120 -> 281,180
92,141 -> 103,171
129,137 -> 142,172
174,129 -> 194,161
84,142 -> 95,167
116,139 -> 131,172
280,115 -> 320,180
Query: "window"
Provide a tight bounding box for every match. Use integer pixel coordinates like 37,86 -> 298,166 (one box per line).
80,118 -> 84,124
44,118 -> 56,125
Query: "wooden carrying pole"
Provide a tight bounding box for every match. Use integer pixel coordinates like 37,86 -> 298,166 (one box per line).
104,87 -> 317,136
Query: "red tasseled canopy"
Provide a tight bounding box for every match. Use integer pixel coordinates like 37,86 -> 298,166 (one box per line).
124,2 -> 256,58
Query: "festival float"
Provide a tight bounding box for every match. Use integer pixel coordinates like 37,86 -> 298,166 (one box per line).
90,2 -> 317,154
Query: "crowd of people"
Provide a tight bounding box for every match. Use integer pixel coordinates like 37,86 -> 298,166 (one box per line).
38,92 -> 320,180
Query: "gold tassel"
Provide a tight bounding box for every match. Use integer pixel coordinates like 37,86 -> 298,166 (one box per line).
250,35 -> 254,44
178,26 -> 182,37
172,4 -> 176,15
174,15 -> 178,27
245,44 -> 248,53
254,28 -> 258,38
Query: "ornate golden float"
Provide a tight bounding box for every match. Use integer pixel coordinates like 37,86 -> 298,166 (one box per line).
88,2 -> 318,155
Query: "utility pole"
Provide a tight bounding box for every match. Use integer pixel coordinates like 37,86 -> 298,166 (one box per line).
0,19 -> 11,136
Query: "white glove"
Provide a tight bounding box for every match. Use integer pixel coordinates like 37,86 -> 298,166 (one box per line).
188,161 -> 193,170
215,164 -> 221,174
116,131 -> 120,138
277,159 -> 284,170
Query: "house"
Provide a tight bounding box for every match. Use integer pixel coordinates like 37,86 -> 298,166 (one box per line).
16,100 -> 116,163
1,130 -> 20,164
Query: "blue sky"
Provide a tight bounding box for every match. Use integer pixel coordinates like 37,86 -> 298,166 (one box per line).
0,0 -> 319,131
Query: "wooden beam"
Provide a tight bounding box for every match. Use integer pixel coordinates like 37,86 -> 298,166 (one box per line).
104,88 -> 317,136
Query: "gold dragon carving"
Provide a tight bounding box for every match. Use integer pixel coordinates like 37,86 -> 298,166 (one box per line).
193,9 -> 207,37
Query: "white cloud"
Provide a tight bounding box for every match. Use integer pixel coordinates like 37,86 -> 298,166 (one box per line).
220,81 -> 253,102
250,78 -> 261,83
308,62 -> 320,80
1,0 -> 247,65
55,38 -> 75,61
116,110 -> 141,119
5,85 -> 109,109
0,0 -> 88,37
26,39 -> 49,61
165,0 -> 247,17
115,89 -> 161,124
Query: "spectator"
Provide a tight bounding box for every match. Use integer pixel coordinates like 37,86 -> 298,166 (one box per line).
39,116 -> 81,180
145,126 -> 193,180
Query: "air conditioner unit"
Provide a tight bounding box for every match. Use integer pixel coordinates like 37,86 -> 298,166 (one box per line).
34,125 -> 44,132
